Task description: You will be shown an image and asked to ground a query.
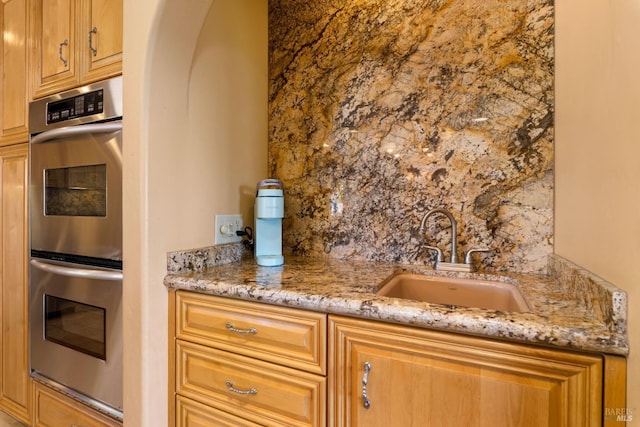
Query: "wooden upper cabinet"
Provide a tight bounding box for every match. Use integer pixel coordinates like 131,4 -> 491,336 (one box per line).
30,0 -> 76,98
80,0 -> 122,83
30,0 -> 122,99
0,0 -> 30,146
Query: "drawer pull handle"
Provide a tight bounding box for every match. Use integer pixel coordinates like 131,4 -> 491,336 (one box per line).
362,362 -> 371,409
225,322 -> 257,335
225,380 -> 257,395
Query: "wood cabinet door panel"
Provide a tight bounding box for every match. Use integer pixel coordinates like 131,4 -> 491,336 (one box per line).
0,144 -> 29,423
330,315 -> 603,427
31,0 -> 78,97
40,0 -> 74,78
80,0 -> 122,82
1,0 -> 29,145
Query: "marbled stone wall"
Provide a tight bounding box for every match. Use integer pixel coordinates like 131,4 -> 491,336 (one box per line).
268,0 -> 554,273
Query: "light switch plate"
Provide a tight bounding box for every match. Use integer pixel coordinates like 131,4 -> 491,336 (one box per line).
214,214 -> 243,244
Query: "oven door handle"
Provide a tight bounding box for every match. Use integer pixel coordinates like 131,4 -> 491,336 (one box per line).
30,122 -> 122,145
30,259 -> 123,281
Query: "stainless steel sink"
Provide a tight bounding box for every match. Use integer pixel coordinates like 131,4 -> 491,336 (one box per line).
376,273 -> 530,312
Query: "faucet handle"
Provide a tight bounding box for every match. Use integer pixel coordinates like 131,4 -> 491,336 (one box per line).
424,245 -> 444,263
464,248 -> 491,264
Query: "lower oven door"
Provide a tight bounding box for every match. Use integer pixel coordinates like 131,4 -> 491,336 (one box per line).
29,257 -> 122,416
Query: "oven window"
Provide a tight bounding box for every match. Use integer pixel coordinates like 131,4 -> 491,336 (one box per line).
44,295 -> 106,360
44,164 -> 107,216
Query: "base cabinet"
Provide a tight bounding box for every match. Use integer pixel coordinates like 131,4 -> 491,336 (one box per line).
170,290 -> 327,427
329,315 -> 618,427
170,291 -> 626,427
33,382 -> 121,427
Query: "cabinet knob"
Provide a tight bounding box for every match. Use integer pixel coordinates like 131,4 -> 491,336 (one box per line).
88,27 -> 98,56
362,362 -> 371,409
58,39 -> 69,66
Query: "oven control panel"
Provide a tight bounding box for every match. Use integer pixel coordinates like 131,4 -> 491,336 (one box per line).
46,89 -> 104,124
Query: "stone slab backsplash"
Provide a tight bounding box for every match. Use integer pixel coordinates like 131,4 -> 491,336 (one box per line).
268,0 -> 554,274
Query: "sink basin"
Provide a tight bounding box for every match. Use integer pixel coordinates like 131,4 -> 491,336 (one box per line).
376,273 -> 530,312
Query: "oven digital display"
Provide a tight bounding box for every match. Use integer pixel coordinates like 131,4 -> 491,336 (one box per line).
44,295 -> 106,360
46,89 -> 104,124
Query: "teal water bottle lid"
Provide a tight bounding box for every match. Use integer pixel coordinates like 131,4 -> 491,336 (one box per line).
256,179 -> 283,195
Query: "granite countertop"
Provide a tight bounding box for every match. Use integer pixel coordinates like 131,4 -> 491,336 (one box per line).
164,246 -> 628,356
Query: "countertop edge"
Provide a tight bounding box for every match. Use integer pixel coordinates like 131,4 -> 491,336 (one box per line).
164,254 -> 629,356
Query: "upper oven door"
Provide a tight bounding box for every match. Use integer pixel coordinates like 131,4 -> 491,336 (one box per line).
30,122 -> 122,261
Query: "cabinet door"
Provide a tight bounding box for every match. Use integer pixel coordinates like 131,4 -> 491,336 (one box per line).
330,316 -> 603,427
30,0 -> 78,98
0,143 -> 29,424
79,0 -> 122,83
0,0 -> 29,146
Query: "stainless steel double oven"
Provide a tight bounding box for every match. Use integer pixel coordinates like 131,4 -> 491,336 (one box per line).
28,77 -> 123,418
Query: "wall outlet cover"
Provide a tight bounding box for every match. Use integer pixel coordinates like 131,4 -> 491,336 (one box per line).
214,214 -> 243,244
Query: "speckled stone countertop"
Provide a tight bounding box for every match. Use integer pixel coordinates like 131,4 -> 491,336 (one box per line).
164,245 -> 628,356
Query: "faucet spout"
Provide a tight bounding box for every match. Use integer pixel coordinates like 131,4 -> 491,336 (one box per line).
419,208 -> 458,263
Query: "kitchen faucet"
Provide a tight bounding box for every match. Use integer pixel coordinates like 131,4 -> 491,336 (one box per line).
420,208 -> 458,263
419,208 -> 489,272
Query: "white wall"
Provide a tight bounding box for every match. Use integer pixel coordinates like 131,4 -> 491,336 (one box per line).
555,0 -> 640,411
123,0 -> 267,425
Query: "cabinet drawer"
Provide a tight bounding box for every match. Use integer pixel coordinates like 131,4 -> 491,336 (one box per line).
33,382 -> 121,427
176,395 -> 261,427
175,291 -> 326,374
176,339 -> 326,427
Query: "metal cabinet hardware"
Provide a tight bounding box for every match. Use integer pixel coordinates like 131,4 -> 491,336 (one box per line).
30,259 -> 123,281
225,380 -> 257,395
58,39 -> 68,66
88,27 -> 98,56
225,322 -> 257,335
362,362 -> 371,409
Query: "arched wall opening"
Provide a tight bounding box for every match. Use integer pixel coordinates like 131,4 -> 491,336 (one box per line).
123,1 -> 267,424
